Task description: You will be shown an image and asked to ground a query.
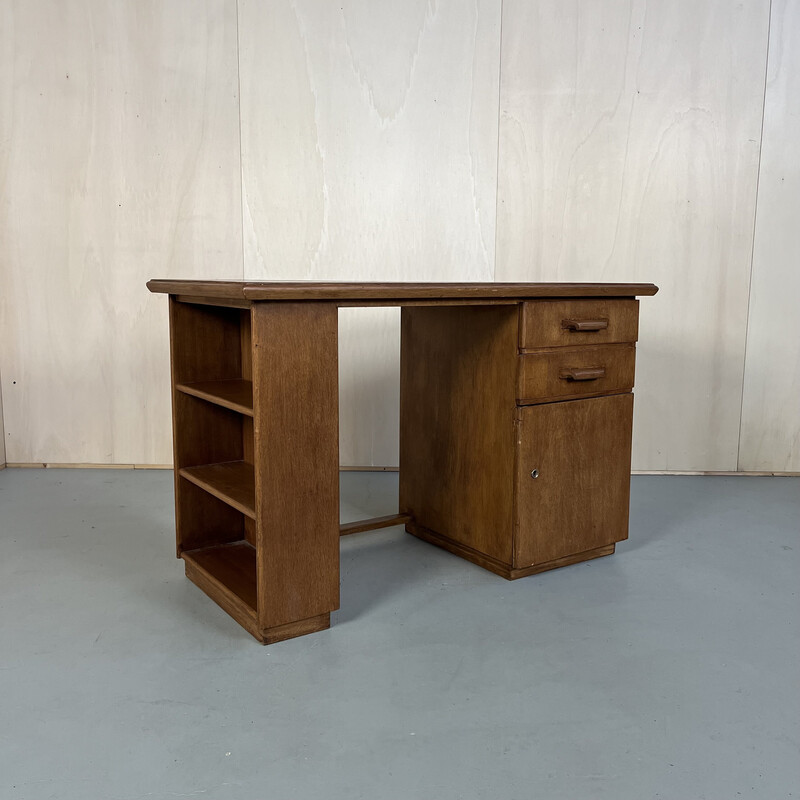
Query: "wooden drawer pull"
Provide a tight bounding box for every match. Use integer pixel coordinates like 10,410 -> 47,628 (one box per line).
559,367 -> 606,381
562,318 -> 609,332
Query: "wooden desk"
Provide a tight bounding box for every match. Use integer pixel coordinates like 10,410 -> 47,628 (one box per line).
147,281 -> 658,644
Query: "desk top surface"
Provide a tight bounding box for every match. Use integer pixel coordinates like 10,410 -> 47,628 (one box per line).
147,280 -> 658,302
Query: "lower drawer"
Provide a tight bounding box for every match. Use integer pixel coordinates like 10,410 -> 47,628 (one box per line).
517,343 -> 635,404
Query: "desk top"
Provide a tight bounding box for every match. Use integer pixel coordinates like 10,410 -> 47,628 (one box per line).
147,280 -> 659,302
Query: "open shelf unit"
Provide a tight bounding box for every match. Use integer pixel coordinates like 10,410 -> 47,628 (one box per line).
168,296 -> 393,644
169,299 -> 259,636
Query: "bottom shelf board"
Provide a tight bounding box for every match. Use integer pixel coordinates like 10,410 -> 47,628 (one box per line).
181,541 -> 257,615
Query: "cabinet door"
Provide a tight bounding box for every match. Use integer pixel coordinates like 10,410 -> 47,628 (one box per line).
514,393 -> 634,567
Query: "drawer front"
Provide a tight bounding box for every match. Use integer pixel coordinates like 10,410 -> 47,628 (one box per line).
520,299 -> 639,349
517,343 -> 635,404
514,393 -> 634,567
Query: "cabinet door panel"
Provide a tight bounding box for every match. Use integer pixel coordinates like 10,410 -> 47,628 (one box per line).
515,394 -> 633,567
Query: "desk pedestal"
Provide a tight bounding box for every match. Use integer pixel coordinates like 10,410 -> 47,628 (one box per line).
400,304 -> 634,579
169,299 -> 339,644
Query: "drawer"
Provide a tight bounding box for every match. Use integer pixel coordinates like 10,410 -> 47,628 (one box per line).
517,343 -> 635,404
520,299 -> 639,350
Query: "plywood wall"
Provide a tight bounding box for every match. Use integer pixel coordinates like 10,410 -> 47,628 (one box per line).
0,0 -> 796,471
495,0 -> 771,471
739,0 -> 800,472
0,368 -> 5,467
237,0 -> 501,466
0,0 -> 243,465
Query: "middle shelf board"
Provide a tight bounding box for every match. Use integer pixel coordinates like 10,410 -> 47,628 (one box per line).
176,380 -> 254,416
180,461 -> 255,519
178,459 -> 415,538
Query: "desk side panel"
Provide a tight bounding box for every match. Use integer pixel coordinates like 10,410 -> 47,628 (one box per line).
399,305 -> 519,565
251,302 -> 340,631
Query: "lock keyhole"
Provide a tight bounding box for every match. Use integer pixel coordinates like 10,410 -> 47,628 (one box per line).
530,468 -> 539,479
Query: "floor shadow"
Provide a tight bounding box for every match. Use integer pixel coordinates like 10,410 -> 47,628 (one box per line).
336,526 -> 465,624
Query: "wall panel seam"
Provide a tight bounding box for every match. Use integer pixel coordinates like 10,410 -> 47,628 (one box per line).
235,0 -> 246,282
491,0 -> 505,285
736,0 -> 774,471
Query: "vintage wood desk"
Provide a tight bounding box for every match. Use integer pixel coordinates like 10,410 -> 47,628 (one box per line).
147,280 -> 658,644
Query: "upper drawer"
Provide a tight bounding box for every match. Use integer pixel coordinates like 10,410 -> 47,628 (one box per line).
517,343 -> 635,405
520,299 -> 639,350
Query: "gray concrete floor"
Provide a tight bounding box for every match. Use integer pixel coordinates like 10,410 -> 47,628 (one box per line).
0,468 -> 798,800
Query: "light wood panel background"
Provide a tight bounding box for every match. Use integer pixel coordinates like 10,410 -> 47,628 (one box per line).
237,0 -> 501,466
0,0 -> 242,466
0,0 -> 796,471
0,367 -> 5,467
496,0 -> 771,471
739,0 -> 800,472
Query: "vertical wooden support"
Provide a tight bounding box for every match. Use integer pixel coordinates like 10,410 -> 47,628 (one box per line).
240,311 -> 256,547
251,302 -> 340,643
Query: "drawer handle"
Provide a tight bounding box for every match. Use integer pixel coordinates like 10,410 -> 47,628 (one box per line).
560,367 -> 606,381
562,318 -> 609,332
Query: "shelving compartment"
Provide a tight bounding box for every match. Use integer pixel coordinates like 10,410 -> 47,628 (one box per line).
182,540 -> 258,634
168,299 -> 258,626
173,392 -> 256,548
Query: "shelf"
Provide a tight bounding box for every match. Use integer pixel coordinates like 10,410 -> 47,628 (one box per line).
182,542 -> 258,633
179,461 -> 255,519
176,380 -> 253,416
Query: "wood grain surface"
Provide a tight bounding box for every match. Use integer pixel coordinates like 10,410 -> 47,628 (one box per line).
183,542 -> 258,612
739,0 -> 800,472
251,302 -> 340,631
399,305 -> 519,564
496,0 -> 771,472
0,0 -> 243,466
179,461 -> 255,519
169,299 -> 247,555
2,0 -> 792,474
176,381 -> 254,417
520,299 -> 640,350
182,544 -> 260,640
236,0 -> 501,470
339,514 -> 412,536
514,393 -> 634,567
148,280 -> 658,301
517,344 -> 636,405
0,367 -> 5,467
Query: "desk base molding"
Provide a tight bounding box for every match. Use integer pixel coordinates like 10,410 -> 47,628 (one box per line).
406,522 -> 615,580
258,613 -> 331,646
